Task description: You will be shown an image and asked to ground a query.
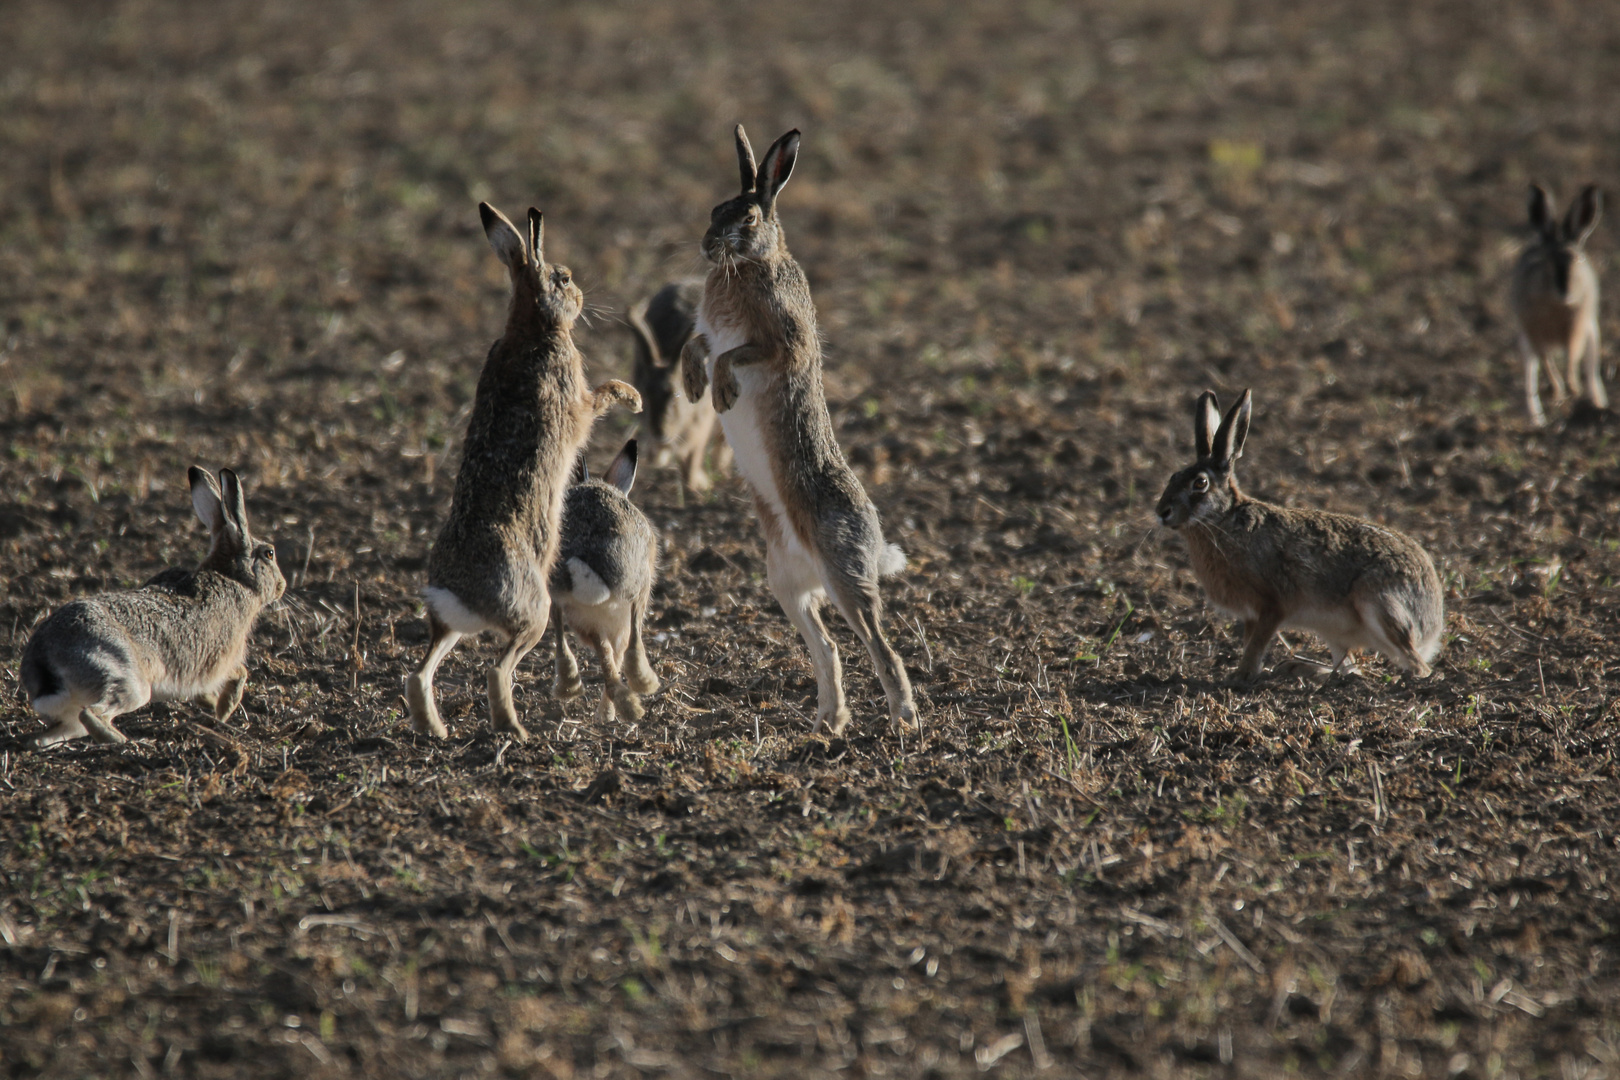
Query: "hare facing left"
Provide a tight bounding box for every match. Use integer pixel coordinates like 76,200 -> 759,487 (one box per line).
20,467 -> 285,749
406,203 -> 642,743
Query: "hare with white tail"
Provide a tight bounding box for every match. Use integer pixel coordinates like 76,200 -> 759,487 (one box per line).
680,125 -> 917,735
551,440 -> 660,723
20,467 -> 285,748
627,280 -> 731,493
1156,390 -> 1444,683
1510,184 -> 1607,425
406,203 -> 642,743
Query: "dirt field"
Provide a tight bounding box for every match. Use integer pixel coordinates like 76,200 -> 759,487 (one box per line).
3,1 -> 1619,1076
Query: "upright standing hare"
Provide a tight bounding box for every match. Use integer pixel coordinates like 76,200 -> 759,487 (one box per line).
680,125 -> 917,735
551,440 -> 660,723
406,203 -> 642,743
1156,390 -> 1444,683
628,280 -> 730,492
20,467 -> 285,748
1510,184 -> 1607,425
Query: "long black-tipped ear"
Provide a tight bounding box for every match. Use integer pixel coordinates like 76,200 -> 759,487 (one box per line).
605,440 -> 638,495
218,469 -> 250,551
1528,185 -> 1554,235
756,128 -> 800,211
734,124 -> 757,193
626,300 -> 664,369
1194,391 -> 1220,459
527,208 -> 544,268
480,202 -> 527,271
1211,390 -> 1252,466
189,466 -> 225,555
1564,184 -> 1602,246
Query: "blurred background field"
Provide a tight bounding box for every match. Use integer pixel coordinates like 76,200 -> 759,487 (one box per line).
2,1 -> 1619,1077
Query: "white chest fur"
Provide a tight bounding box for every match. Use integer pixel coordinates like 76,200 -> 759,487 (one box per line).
696,309 -> 806,559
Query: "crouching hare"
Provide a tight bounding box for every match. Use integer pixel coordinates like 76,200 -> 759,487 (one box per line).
21,467 -> 285,748
628,280 -> 731,492
680,125 -> 917,735
550,440 -> 660,723
406,203 -> 642,743
1510,184 -> 1607,425
1156,390 -> 1443,683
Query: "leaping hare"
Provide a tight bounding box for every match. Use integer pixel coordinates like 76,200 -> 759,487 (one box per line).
406,203 -> 642,743
627,280 -> 731,492
551,440 -> 660,723
680,125 -> 917,735
20,467 -> 285,748
1510,184 -> 1607,425
1156,390 -> 1444,683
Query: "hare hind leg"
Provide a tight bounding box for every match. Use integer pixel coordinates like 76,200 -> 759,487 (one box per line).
1518,332 -> 1551,426
823,571 -> 917,733
487,615 -> 547,743
623,593 -> 660,695
767,542 -> 849,736
553,611 -> 584,701
1576,317 -> 1608,408
407,612 -> 461,738
583,626 -> 645,724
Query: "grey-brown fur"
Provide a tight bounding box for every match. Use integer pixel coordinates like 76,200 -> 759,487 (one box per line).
628,280 -> 730,492
1510,183 -> 1607,425
680,125 -> 917,735
1156,389 -> 1444,683
549,440 -> 660,723
20,467 -> 285,748
405,202 -> 642,743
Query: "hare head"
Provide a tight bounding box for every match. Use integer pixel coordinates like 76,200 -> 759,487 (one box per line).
190,466 -> 285,604
1157,390 -> 1252,529
480,202 -> 584,330
702,125 -> 801,265
1527,184 -> 1602,300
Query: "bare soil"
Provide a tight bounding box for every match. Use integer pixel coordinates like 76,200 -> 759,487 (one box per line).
2,1 -> 1618,1077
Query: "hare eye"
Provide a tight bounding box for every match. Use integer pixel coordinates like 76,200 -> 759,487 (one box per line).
1191,473 -> 1210,492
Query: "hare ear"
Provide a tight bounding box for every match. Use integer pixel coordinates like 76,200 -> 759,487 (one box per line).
734,124 -> 758,193
480,202 -> 527,272
1528,185 -> 1555,235
1564,185 -> 1602,246
1211,390 -> 1252,466
189,466 -> 225,542
1194,391 -> 1220,459
528,208 -> 545,267
605,441 -> 639,495
217,469 -> 250,551
756,129 -> 800,211
627,300 -> 664,369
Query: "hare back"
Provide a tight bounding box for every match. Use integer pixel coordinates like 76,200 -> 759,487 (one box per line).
1186,501 -> 1437,617
424,540 -> 551,638
552,484 -> 656,598
23,587 -> 255,706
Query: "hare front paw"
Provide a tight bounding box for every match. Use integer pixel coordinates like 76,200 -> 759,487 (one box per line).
712,361 -> 740,413
681,334 -> 710,403
593,379 -> 642,415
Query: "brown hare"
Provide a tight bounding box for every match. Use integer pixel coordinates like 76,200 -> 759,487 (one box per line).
406,203 -> 642,743
21,468 -> 285,748
1156,390 -> 1443,683
550,440 -> 660,724
1510,184 -> 1607,425
680,126 -> 917,735
627,280 -> 731,492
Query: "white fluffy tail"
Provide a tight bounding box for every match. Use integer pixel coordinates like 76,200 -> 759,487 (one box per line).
878,542 -> 906,578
